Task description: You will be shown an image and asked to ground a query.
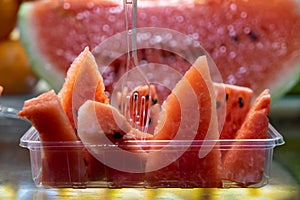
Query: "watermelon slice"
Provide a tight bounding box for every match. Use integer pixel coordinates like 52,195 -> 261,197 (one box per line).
18,0 -> 300,98
145,56 -> 222,188
17,90 -> 87,186
58,46 -> 109,129
57,46 -> 111,181
222,89 -> 271,187
77,100 -> 151,186
214,83 -> 254,139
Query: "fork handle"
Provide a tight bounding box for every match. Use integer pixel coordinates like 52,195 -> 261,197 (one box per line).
124,0 -> 138,66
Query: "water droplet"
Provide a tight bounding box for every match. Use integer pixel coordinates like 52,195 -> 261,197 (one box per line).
154,35 -> 162,43
240,11 -> 247,19
175,15 -> 184,23
217,27 -> 225,35
76,13 -> 84,20
109,6 -> 122,14
243,27 -> 251,34
227,74 -> 237,85
139,12 -> 147,20
151,16 -> 158,23
238,66 -> 247,74
229,29 -> 237,38
102,24 -> 110,32
230,3 -> 237,11
93,7 -> 101,14
86,2 -> 94,9
138,32 -> 151,41
219,45 -> 227,53
272,42 -> 280,49
169,40 -> 178,48
191,33 -> 199,40
227,25 -> 234,31
76,11 -> 90,20
63,2 -> 71,10
229,51 -> 236,59
108,15 -> 116,22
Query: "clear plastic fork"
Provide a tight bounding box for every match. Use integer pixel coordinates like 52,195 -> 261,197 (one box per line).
121,0 -> 152,134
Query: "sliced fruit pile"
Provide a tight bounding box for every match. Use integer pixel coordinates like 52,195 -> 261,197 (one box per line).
18,47 -> 271,188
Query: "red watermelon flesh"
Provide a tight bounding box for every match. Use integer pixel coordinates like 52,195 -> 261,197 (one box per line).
17,90 -> 87,187
214,83 -> 254,140
77,100 -> 152,187
58,46 -> 109,130
222,89 -> 271,187
146,56 -> 222,188
18,45 -> 273,187
19,0 -> 300,97
57,46 -> 110,182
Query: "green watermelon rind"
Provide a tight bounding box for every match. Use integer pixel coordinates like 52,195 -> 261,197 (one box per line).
18,2 -> 64,92
271,61 -> 300,100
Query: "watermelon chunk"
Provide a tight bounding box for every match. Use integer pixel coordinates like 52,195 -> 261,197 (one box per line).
18,0 -> 300,98
146,56 -> 222,188
222,89 -> 271,186
58,46 -> 109,129
57,46 -> 111,181
214,83 -> 254,139
77,100 -> 151,186
18,90 -> 87,186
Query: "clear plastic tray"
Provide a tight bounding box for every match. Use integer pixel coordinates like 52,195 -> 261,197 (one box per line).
19,123 -> 284,189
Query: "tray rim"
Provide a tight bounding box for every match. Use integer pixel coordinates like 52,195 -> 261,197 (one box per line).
19,123 -> 285,149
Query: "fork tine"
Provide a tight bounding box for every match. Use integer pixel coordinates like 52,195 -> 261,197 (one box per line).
121,0 -> 153,135
128,85 -> 158,133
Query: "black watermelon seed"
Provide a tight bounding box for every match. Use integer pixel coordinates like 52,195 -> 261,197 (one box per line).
152,98 -> 158,105
112,132 -> 123,139
216,101 -> 221,109
248,31 -> 259,41
238,97 -> 244,108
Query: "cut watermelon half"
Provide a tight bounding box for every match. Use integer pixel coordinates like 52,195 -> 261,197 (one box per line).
18,0 -> 300,98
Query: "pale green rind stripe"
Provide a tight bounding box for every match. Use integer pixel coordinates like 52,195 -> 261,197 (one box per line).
18,2 -> 64,92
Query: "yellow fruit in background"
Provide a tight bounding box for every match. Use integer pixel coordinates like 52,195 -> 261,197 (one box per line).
0,39 -> 39,94
0,0 -> 20,41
